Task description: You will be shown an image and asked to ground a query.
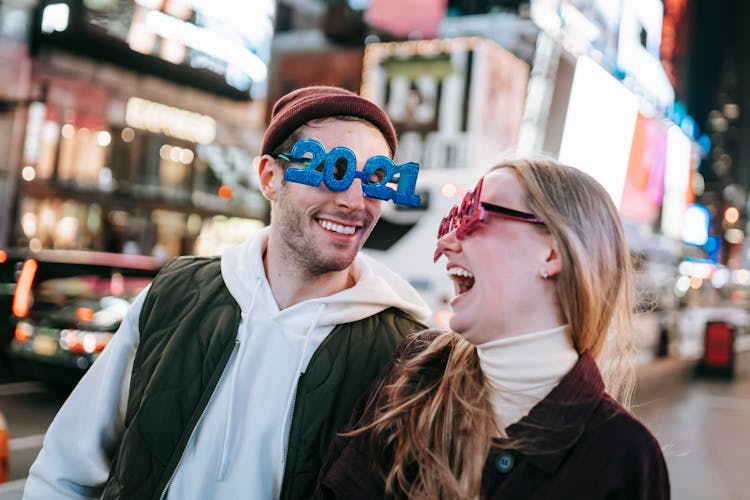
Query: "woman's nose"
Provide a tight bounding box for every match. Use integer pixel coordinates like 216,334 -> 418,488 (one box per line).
436,229 -> 462,257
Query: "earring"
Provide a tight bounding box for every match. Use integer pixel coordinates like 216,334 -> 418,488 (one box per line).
541,269 -> 549,280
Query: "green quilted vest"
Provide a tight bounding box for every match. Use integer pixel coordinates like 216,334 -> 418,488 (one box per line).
102,256 -> 425,500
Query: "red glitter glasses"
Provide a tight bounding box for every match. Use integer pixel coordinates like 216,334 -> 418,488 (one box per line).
434,177 -> 544,262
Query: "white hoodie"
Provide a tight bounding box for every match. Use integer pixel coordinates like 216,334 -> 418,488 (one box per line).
24,228 -> 430,500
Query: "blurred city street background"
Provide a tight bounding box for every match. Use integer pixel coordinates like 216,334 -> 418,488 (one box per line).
1,0 -> 750,498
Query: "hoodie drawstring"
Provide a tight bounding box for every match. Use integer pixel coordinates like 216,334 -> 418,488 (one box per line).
217,278 -> 261,480
279,302 -> 326,464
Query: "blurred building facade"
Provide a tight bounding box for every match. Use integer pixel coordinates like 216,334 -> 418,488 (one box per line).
3,0 -> 746,315
269,0 -> 747,338
0,0 -> 274,260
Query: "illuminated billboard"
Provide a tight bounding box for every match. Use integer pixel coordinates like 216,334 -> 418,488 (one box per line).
558,56 -> 639,208
616,0 -> 674,110
530,0 -> 622,65
661,124 -> 694,240
364,0 -> 447,39
362,38 -> 529,171
33,0 -> 274,100
620,113 -> 667,224
530,0 -> 674,110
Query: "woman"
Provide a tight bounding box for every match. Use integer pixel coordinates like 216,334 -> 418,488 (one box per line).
313,158 -> 669,499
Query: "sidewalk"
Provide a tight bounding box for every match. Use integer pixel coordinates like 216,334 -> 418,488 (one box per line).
632,354 -> 750,500
636,345 -> 750,403
635,355 -> 700,402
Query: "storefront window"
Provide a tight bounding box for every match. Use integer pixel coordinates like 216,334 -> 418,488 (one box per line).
16,76 -> 268,258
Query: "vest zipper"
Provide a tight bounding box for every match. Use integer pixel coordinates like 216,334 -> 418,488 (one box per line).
282,372 -> 303,466
279,323 -> 348,500
160,339 -> 241,499
279,303 -> 323,482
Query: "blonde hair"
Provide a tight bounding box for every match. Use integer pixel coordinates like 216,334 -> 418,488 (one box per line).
352,158 -> 636,499
497,159 -> 636,402
352,330 -> 495,499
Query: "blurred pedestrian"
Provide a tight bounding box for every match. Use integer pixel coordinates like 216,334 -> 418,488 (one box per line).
24,86 -> 429,500
314,158 -> 669,499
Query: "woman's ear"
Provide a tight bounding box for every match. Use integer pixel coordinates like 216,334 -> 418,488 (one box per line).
544,242 -> 562,279
258,155 -> 281,201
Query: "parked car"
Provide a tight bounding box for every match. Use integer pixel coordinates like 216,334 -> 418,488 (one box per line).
8,250 -> 161,386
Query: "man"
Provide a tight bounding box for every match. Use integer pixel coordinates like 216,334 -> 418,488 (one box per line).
24,86 -> 430,500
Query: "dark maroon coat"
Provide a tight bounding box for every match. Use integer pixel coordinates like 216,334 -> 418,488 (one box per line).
313,336 -> 670,499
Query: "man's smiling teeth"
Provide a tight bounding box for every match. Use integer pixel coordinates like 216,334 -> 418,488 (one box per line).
318,219 -> 357,235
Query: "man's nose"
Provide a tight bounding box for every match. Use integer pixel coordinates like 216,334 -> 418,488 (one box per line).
334,178 -> 367,211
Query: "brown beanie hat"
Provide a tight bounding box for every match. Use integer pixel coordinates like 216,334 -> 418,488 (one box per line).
261,86 -> 397,157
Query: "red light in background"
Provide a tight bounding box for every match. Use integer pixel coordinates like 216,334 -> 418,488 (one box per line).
0,250 -> 7,264
12,259 -> 38,318
724,206 -> 740,224
218,185 -> 233,200
76,307 -> 95,322
14,323 -> 32,343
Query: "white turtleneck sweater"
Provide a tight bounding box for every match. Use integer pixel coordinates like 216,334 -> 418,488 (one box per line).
476,325 -> 579,431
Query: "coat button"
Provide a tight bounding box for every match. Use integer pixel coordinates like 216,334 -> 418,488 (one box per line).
495,451 -> 514,474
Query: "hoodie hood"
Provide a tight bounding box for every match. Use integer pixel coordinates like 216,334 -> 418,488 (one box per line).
220,227 -> 430,325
